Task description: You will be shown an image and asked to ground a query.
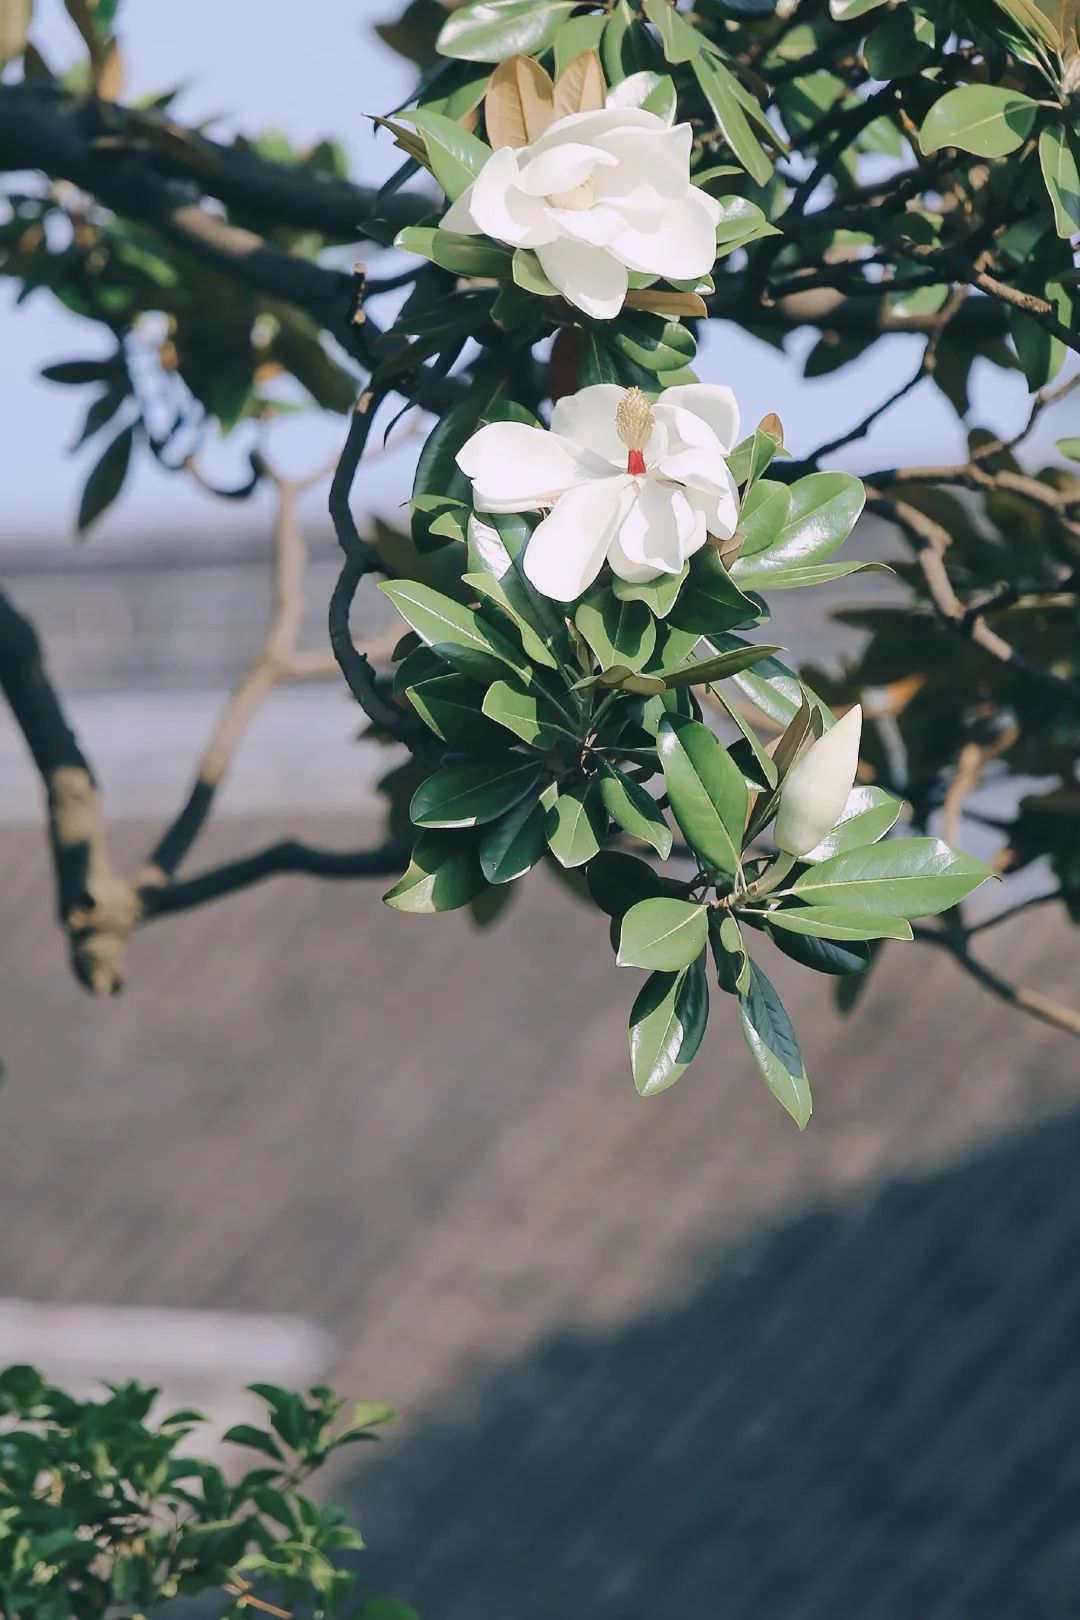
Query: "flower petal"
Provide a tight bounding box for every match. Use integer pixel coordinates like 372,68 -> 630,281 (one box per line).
441,183 -> 481,235
457,422 -> 601,512
530,107 -> 666,152
516,143 -> 616,197
523,476 -> 635,601
535,237 -> 628,320
545,203 -> 626,247
679,468 -> 740,542
551,385 -> 627,467
617,480 -> 700,574
468,146 -> 558,248
659,383 -> 742,454
607,187 -> 719,278
592,122 -> 694,205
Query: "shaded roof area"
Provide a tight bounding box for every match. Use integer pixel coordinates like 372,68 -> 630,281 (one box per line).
1,811 -> 1079,1614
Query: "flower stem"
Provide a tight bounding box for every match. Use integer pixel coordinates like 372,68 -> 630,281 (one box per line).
738,850 -> 797,903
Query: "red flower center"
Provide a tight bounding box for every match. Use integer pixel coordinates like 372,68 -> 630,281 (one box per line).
627,449 -> 646,475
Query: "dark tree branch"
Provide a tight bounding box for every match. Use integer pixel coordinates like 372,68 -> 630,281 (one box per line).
140,837 -> 409,918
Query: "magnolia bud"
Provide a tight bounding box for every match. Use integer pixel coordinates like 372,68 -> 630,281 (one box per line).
773,705 -> 863,858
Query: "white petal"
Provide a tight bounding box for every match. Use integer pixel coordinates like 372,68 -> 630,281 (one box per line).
616,480 -> 695,574
534,237 -> 628,320
675,463 -> 740,541
441,183 -> 481,235
659,383 -> 742,454
551,385 -> 627,467
523,476 -> 634,601
517,143 -> 616,197
469,146 -> 558,248
545,203 -> 626,247
607,188 -> 719,278
651,403 -> 721,457
457,422 -> 600,512
531,107 -> 666,152
592,122 -> 694,205
608,534 -> 662,583
774,705 -> 863,858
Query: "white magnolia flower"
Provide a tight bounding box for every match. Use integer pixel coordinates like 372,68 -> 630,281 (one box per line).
773,706 -> 864,858
456,382 -> 741,602
441,107 -> 722,320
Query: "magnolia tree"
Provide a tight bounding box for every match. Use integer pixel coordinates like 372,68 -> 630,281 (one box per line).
4,0 -> 1080,1131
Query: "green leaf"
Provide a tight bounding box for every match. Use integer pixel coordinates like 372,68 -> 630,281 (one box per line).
380,581 -> 529,683
710,911 -> 751,995
437,0 -> 576,62
741,559 -> 889,591
222,1424 -> 284,1461
41,357 -> 123,385
730,471 -> 865,587
512,246 -> 561,298
919,85 -> 1038,159
767,923 -> 871,977
397,109 -> 491,199
77,424 -> 134,533
800,785 -> 902,862
792,837 -> 994,917
657,714 -> 748,875
617,897 -> 709,971
411,380 -> 530,552
1039,125 -> 1080,239
575,588 -> 657,672
705,636 -> 827,729
666,548 -> 757,636
546,779 -> 608,868
384,832 -> 485,913
410,758 -> 542,828
726,424 -> 783,492
610,312 -> 697,374
713,194 -> 781,258
555,10 -> 606,72
407,673 -> 507,749
598,763 -> 673,858
629,957 -> 709,1096
464,572 -> 559,669
480,794 -> 547,883
586,849 -> 668,916
1058,436 -> 1080,460
656,641 -> 783,688
467,512 -> 570,665
759,906 -> 913,942
395,224 -> 513,279
738,960 -> 811,1129
612,564 -> 688,619
481,678 -> 564,749
691,52 -> 773,186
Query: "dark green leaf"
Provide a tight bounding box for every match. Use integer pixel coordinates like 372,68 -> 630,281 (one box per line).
437,0 -> 576,62
77,424 -> 134,534
629,956 -> 709,1096
598,763 -> 673,857
383,832 -> 485,913
575,588 -> 657,672
738,960 -> 811,1128
657,714 -> 748,874
481,678 -> 564,749
919,84 -> 1038,158
410,758 -> 541,828
480,794 -> 547,883
666,548 -> 757,636
380,580 -> 530,683
546,778 -> 608,867
758,905 -> 913,942
791,836 -> 994,916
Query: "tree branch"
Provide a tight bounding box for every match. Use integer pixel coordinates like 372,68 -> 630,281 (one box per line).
914,924 -> 1080,1039
140,837 -> 408,918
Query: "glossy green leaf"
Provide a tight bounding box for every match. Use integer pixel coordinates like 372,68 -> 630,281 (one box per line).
380,580 -> 529,683
713,195 -> 781,258
410,757 -> 541,828
479,794 -> 547,883
464,572 -> 559,669
767,924 -> 871,977
395,224 -> 512,278
437,0 -> 576,62
598,763 -> 673,858
467,512 -> 570,665
692,52 -> 773,185
738,960 -> 811,1129
800,785 -> 903,862
586,849 -> 668,916
555,9 -> 606,72
730,471 -> 865,586
384,832 -> 485,913
546,779 -> 607,868
617,897 -> 709,971
666,548 -> 757,636
1039,125 -> 1080,239
710,911 -> 750,995
759,905 -> 913,942
739,559 -> 889,591
410,383 -> 531,552
657,714 -> 748,875
406,673 -> 506,749
575,588 -> 657,672
397,109 -> 491,199
792,837 -> 994,916
481,678 -> 564,750
612,564 -> 688,619
919,85 -> 1038,159
629,956 -> 709,1096
657,641 -> 783,688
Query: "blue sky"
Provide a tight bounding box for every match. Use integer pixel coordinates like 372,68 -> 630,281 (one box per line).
0,0 -> 1072,546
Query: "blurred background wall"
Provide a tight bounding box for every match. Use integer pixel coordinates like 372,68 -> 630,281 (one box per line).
2,3 -> 1080,1615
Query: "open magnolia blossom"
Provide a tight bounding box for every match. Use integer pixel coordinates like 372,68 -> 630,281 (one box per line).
457,382 -> 741,602
441,107 -> 722,320
774,705 -> 864,858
